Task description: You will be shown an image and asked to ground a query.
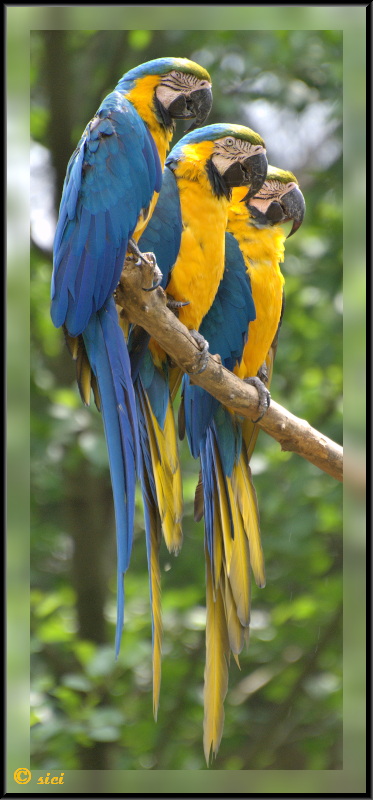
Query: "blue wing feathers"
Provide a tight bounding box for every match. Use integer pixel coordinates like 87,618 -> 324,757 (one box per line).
137,350 -> 169,429
51,95 -> 163,338
142,124 -> 163,193
183,232 -> 255,458
200,432 -> 215,559
182,380 -> 219,460
128,166 -> 183,380
138,166 -> 182,288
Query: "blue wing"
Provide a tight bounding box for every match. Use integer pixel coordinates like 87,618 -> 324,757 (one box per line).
137,165 -> 182,290
129,165 -> 182,380
182,231 -> 256,458
51,91 -> 163,337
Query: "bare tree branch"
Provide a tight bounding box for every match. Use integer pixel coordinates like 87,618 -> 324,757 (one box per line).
115,257 -> 343,483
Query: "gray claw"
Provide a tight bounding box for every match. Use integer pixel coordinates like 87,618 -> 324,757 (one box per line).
142,274 -> 163,292
127,239 -> 163,289
244,376 -> 271,422
257,361 -> 269,384
128,238 -> 150,266
167,296 -> 190,310
188,330 -> 210,374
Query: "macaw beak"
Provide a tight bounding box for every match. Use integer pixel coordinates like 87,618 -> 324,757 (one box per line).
184,86 -> 213,131
168,86 -> 213,131
223,151 -> 268,196
244,151 -> 268,198
281,185 -> 306,238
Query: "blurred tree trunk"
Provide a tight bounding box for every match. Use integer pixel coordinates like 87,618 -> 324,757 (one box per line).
43,30 -> 74,207
65,465 -> 112,646
65,462 -> 114,770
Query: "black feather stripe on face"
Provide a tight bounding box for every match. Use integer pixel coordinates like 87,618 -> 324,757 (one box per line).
153,94 -> 175,130
206,158 -> 232,199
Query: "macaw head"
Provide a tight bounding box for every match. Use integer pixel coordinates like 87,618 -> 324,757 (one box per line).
245,166 -> 305,237
116,57 -> 213,131
167,123 -> 268,199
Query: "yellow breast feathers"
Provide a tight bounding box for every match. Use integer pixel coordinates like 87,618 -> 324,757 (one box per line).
166,142 -> 230,332
228,203 -> 285,379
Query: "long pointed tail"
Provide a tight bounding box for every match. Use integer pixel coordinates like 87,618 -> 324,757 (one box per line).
203,547 -> 230,764
135,350 -> 183,554
137,412 -> 163,719
134,355 -> 183,716
82,297 -> 140,657
200,408 -> 265,763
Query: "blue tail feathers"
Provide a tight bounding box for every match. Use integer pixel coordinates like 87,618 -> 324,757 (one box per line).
82,297 -> 140,657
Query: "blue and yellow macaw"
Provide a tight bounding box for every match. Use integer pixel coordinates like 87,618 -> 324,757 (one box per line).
130,123 -> 268,716
180,166 -> 305,762
228,166 -> 305,458
50,58 -> 213,657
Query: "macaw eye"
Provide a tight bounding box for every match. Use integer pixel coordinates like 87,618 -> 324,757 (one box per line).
225,137 -> 235,147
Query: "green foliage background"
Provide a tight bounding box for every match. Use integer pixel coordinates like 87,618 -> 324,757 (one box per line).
29,26 -> 345,774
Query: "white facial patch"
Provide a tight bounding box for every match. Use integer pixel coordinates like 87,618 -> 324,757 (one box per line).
211,137 -> 265,175
155,71 -> 211,108
250,180 -> 297,214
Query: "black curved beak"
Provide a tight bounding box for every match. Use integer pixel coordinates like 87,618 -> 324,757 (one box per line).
281,185 -> 306,237
184,86 -> 213,131
223,151 -> 268,196
263,201 -> 285,224
244,152 -> 268,198
168,87 -> 213,131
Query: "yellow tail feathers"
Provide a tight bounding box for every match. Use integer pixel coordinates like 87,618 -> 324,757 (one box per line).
203,549 -> 230,764
202,431 -> 265,763
142,389 -> 183,554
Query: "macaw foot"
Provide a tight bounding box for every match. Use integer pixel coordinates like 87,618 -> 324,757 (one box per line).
127,240 -> 163,291
127,238 -> 152,266
166,293 -> 190,311
243,376 -> 271,423
188,330 -> 210,374
257,360 -> 269,384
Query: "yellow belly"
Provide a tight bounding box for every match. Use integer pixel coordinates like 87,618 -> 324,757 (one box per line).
235,262 -> 284,379
166,178 -> 228,331
227,208 -> 286,380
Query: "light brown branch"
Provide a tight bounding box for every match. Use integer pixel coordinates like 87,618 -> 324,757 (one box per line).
115,256 -> 343,483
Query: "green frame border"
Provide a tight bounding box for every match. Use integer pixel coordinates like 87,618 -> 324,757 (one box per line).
8,5 -> 366,794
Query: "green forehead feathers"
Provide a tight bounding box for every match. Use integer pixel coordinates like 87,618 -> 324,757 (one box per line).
266,166 -> 298,184
166,58 -> 211,82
